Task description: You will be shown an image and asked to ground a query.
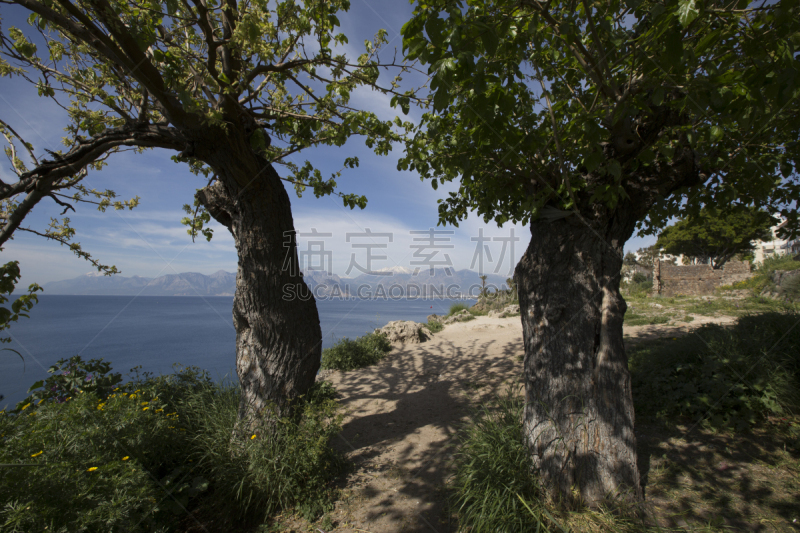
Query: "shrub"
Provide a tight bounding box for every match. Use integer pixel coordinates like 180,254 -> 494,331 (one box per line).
629,311 -> 800,429
15,355 -> 123,408
451,389 -> 560,533
320,332 -> 392,371
427,319 -> 444,333
448,302 -> 470,316
0,360 -> 344,531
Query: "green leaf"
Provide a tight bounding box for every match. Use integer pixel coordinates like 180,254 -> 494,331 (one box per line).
483,27 -> 499,56
608,160 -> 622,180
165,0 -> 179,16
710,125 -> 724,141
677,0 -> 699,28
433,88 -> 449,112
425,16 -> 446,48
637,148 -> 656,165
663,30 -> 684,70
583,151 -> 603,173
652,87 -> 665,106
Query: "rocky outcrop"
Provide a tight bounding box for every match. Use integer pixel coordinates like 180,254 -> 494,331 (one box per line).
375,321 -> 432,344
488,304 -> 520,318
761,269 -> 800,300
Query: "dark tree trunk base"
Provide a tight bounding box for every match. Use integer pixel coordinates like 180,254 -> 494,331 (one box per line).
515,211 -> 642,505
197,141 -> 322,436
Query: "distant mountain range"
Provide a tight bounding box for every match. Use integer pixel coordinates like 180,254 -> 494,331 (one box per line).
43,270 -> 238,296
43,269 -> 510,297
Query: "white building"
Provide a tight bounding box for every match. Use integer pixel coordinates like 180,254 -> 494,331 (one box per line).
752,218 -> 790,264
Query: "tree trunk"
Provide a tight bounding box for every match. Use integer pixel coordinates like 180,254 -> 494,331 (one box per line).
514,210 -> 642,506
196,136 -> 321,435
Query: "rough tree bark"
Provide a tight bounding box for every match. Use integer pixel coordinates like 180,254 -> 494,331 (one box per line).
515,206 -> 641,505
194,129 -> 321,433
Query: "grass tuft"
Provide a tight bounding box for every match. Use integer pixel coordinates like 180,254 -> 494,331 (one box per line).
448,302 -> 470,316
426,319 -> 444,333
320,332 -> 392,371
451,388 -> 559,532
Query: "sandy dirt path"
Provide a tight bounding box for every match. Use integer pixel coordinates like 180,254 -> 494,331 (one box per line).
312,313 -> 736,533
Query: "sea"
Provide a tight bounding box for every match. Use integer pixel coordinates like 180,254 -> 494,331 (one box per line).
0,295 -> 464,410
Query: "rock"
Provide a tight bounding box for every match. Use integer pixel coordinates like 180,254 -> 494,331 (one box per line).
771,269 -> 800,286
375,320 -> 432,344
427,314 -> 441,323
762,269 -> 800,300
650,303 -> 663,309
488,310 -> 501,318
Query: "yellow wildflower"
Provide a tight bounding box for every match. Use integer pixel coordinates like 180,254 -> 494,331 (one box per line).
30,451 -> 43,458
251,434 -> 257,440
21,403 -> 30,411
122,456 -> 129,461
87,467 -> 98,472
140,401 -> 149,406
142,407 -> 149,411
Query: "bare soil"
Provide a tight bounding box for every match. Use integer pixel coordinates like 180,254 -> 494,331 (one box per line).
274,310 -> 799,533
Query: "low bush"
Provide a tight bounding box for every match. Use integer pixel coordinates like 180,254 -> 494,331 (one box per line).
447,302 -> 470,316
629,311 -> 800,429
0,357 -> 344,532
426,319 -> 444,333
320,332 -> 392,371
621,279 -> 653,297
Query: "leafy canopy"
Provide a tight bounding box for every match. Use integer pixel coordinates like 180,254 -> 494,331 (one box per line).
1,0 -> 419,254
399,0 -> 799,234
656,207 -> 776,268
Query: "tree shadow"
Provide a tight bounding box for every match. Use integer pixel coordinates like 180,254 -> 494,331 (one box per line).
324,327 -> 524,532
636,419 -> 800,531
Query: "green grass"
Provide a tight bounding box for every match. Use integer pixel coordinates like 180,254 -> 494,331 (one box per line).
426,319 -> 444,333
450,389 -> 560,533
682,295 -> 794,315
629,311 -> 800,429
0,358 -> 344,532
448,302 -> 470,316
451,389 -> 649,533
320,332 -> 392,371
623,311 -> 672,326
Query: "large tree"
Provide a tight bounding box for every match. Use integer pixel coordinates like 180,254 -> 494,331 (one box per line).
0,0 -> 417,431
656,207 -> 776,268
400,0 -> 799,504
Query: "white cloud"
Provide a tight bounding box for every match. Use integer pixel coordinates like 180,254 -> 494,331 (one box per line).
291,207 -> 525,278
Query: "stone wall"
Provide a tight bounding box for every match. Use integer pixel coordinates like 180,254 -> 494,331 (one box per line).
653,260 -> 752,296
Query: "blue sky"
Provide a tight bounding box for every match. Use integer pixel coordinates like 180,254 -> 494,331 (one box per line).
0,1 -> 655,288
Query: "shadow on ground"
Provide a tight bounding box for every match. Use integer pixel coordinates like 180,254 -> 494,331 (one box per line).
636,418 -> 800,531
324,327 -> 524,532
